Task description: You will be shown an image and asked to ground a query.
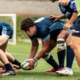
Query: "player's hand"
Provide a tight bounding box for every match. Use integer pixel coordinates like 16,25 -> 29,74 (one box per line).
12,64 -> 19,73
49,15 -> 59,22
58,0 -> 70,6
25,59 -> 35,70
63,23 -> 71,30
12,64 -> 20,69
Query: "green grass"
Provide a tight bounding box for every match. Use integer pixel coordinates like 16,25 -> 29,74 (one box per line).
0,40 -> 80,80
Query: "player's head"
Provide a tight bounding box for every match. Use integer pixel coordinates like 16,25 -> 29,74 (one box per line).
20,17 -> 36,37
50,0 -> 57,2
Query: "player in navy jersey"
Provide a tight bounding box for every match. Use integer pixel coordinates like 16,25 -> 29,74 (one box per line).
59,0 -> 80,71
20,17 -> 72,72
0,22 -> 21,76
49,0 -> 77,76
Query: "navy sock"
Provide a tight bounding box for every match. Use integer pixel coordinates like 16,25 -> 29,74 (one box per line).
66,46 -> 74,68
12,59 -> 21,66
46,55 -> 59,70
5,63 -> 13,71
57,50 -> 65,68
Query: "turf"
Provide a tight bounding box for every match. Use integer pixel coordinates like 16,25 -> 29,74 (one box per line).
0,40 -> 80,80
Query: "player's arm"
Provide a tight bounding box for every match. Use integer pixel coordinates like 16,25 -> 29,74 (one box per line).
63,2 -> 78,30
57,14 -> 67,19
49,14 -> 66,22
63,12 -> 78,30
29,39 -> 39,58
68,12 -> 77,25
26,36 -> 50,70
35,38 -> 50,60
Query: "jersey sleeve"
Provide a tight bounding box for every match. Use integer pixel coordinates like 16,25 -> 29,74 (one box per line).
30,37 -> 37,42
69,0 -> 77,12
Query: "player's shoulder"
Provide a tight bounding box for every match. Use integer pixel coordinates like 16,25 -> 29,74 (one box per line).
35,17 -> 49,23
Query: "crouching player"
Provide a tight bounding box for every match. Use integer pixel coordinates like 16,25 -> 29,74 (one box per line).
0,22 -> 21,76
20,17 -> 71,72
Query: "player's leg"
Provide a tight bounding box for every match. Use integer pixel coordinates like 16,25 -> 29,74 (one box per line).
0,24 -> 16,76
42,39 -> 59,72
66,30 -> 74,69
5,52 -> 21,69
70,16 -> 80,67
0,41 -> 16,76
46,30 -> 68,72
56,30 -> 74,76
0,34 -> 9,46
57,30 -> 68,69
70,36 -> 80,67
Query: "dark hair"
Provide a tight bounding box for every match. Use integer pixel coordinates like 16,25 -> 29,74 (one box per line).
20,17 -> 35,31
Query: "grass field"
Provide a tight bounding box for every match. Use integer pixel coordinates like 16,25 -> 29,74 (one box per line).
0,40 -> 80,80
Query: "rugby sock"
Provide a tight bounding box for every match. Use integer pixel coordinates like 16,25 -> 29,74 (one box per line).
12,59 -> 21,66
46,55 -> 59,70
57,50 -> 65,68
66,46 -> 74,68
5,63 -> 13,71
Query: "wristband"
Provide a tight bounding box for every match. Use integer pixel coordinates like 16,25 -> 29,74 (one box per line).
33,58 -> 37,63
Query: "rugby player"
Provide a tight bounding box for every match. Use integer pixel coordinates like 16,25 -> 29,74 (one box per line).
70,0 -> 80,67
0,22 -> 20,76
60,0 -> 80,68
20,17 -> 72,72
49,0 -> 77,76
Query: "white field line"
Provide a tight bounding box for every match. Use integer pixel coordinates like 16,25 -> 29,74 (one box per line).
10,53 -> 27,55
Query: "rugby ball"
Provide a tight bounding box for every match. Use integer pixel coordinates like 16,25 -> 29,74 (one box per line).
21,58 -> 38,70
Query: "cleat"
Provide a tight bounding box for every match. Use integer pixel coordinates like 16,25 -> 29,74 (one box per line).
56,67 -> 73,76
1,70 -> 16,76
46,67 -> 63,72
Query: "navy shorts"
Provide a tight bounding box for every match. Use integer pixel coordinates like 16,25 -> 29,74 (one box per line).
50,29 -> 62,42
72,16 -> 80,37
0,22 -> 13,39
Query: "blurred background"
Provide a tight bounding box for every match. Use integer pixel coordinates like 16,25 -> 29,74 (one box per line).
0,0 -> 62,16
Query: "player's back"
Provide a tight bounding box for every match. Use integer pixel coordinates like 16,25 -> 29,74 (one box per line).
35,17 -> 54,29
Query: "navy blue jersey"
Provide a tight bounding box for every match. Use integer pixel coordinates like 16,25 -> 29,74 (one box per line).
30,17 -> 66,42
58,0 -> 77,20
0,21 -> 13,39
